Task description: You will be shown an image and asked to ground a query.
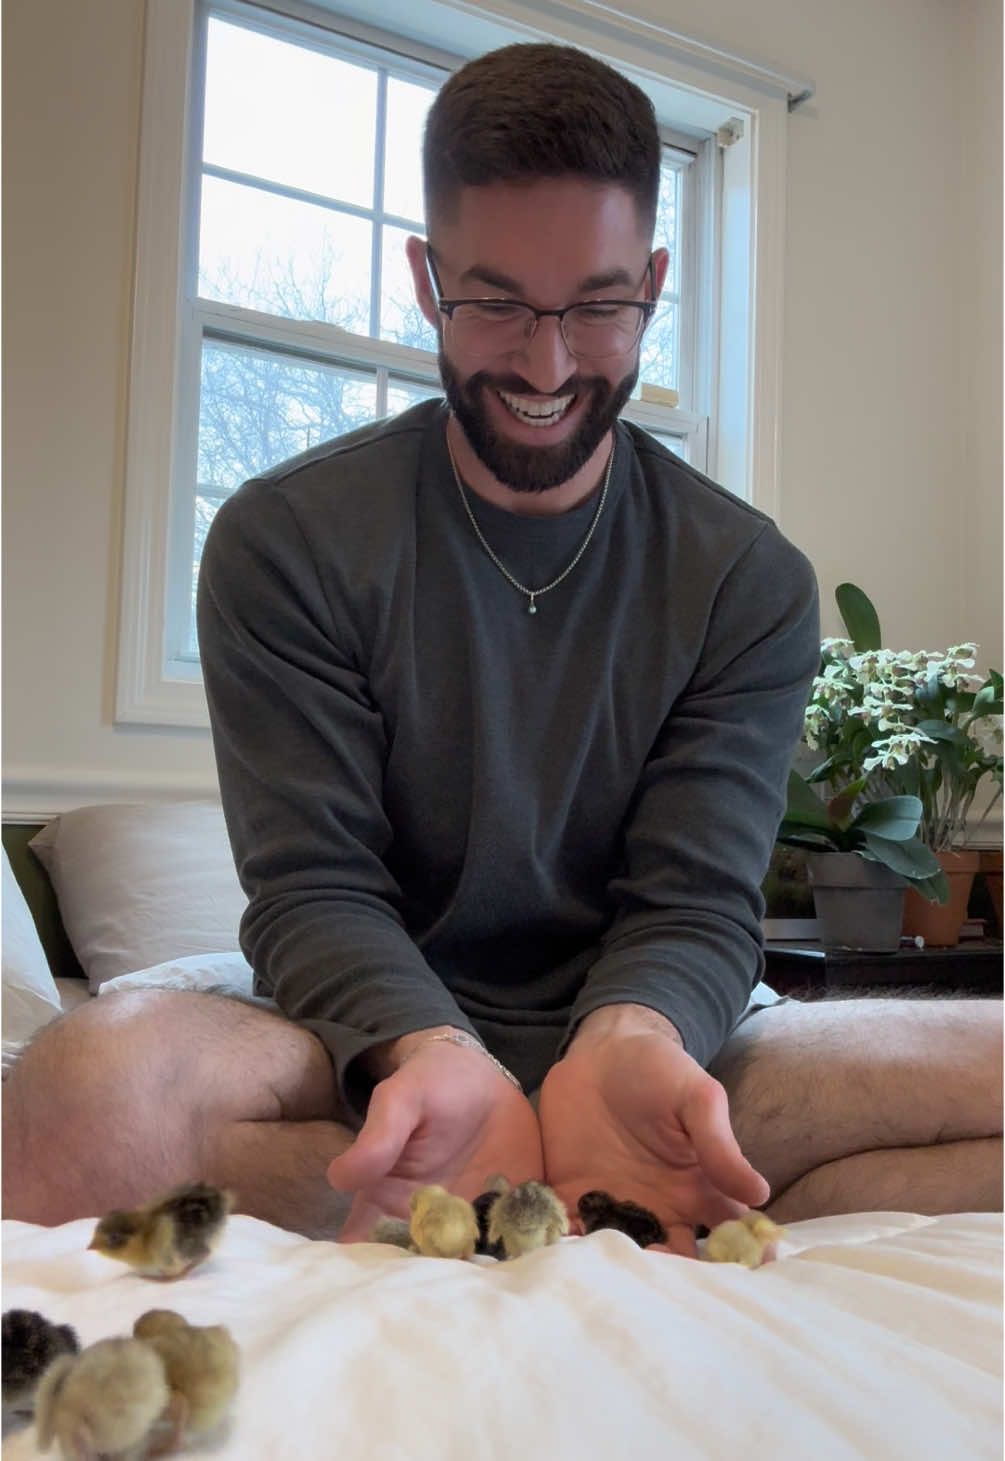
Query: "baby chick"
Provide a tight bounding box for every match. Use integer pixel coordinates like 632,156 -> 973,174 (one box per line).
576,1190 -> 668,1248
133,1309 -> 240,1446
34,1336 -> 169,1461
408,1185 -> 480,1260
487,1178 -> 569,1260
368,1216 -> 415,1250
703,1210 -> 786,1269
471,1189 -> 506,1260
2,1309 -> 80,1418
88,1181 -> 232,1278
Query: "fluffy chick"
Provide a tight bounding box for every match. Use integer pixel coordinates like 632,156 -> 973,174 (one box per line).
408,1185 -> 480,1260
88,1181 -> 232,1278
576,1190 -> 668,1248
132,1309 -> 240,1445
2,1309 -> 80,1416
368,1216 -> 414,1250
471,1189 -> 506,1260
703,1211 -> 786,1269
487,1178 -> 569,1260
34,1336 -> 169,1461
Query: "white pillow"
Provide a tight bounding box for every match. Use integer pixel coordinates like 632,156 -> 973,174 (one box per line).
97,951 -> 266,1004
2,846 -> 63,1045
29,802 -> 248,991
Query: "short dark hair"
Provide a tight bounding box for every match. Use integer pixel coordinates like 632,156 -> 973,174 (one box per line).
423,44 -> 661,233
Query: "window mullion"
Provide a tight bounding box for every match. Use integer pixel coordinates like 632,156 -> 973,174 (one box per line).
370,68 -> 388,340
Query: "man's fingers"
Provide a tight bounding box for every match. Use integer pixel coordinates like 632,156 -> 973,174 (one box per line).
337,1195 -> 386,1243
681,1079 -> 770,1208
326,1078 -> 417,1194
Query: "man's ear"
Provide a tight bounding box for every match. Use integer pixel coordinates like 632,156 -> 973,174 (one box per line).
649,246 -> 670,301
405,235 -> 440,329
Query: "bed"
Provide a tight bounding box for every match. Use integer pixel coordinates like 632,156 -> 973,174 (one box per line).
3,802 -> 1003,1460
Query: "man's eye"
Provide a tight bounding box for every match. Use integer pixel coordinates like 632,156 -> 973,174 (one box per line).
575,303 -> 623,321
465,302 -> 526,322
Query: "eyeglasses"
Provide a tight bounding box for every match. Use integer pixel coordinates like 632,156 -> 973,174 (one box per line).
425,246 -> 658,360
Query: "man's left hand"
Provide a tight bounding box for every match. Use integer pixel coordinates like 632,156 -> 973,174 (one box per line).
538,1004 -> 769,1257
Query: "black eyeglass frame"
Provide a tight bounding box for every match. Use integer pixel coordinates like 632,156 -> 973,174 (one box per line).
424,245 -> 658,354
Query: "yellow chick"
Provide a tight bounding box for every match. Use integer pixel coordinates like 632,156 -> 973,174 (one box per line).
34,1336 -> 169,1461
132,1309 -> 240,1446
88,1181 -> 232,1278
408,1185 -> 480,1259
487,1178 -> 569,1260
703,1210 -> 786,1269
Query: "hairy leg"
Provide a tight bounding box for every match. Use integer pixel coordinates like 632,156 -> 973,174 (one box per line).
2,989 -> 357,1238
709,997 -> 1003,1218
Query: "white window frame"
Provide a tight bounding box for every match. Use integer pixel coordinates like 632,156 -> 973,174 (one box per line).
116,0 -> 805,728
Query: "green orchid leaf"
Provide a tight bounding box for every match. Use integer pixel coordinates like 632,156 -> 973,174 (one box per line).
775,827 -> 841,852
784,770 -> 833,830
826,775 -> 869,826
835,583 -> 882,651
860,831 -> 939,877
853,796 -> 923,840
970,683 -> 1003,718
905,868 -> 951,904
915,719 -> 965,744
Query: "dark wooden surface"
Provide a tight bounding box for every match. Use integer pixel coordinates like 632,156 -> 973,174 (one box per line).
764,938 -> 1003,998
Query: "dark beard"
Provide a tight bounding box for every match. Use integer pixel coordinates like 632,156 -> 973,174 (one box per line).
438,349 -> 638,492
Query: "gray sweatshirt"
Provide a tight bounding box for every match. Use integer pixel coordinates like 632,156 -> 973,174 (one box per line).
198,400 -> 819,1115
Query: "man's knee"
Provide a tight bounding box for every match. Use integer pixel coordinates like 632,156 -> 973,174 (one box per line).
2,989 -> 337,1224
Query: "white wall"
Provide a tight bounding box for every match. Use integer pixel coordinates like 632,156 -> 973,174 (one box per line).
2,0 -> 1001,814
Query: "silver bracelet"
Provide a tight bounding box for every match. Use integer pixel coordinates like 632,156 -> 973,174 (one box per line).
400,1030 -> 523,1091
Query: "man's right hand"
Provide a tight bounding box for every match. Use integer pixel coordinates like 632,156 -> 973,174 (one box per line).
327,1031 -> 544,1240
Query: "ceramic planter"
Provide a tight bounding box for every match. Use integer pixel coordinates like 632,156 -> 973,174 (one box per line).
980,851 -> 1003,937
806,852 -> 907,953
901,849 -> 981,947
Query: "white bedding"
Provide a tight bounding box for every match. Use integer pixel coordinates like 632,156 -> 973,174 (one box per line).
3,1210 -> 1001,1460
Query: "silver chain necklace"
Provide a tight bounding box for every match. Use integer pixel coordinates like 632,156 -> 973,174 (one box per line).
445,436 -> 615,614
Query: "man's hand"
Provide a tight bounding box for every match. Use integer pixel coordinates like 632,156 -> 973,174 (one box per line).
327,1029 -> 543,1240
539,1004 -> 769,1258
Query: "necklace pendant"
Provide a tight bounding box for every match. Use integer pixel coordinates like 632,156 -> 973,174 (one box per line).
528,596 -> 537,614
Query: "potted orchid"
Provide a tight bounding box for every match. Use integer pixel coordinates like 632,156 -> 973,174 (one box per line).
796,583 -> 1003,943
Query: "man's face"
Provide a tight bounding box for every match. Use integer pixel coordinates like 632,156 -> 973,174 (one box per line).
410,178 -> 667,493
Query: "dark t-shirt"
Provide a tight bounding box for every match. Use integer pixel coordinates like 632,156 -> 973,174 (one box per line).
198,400 -> 819,1114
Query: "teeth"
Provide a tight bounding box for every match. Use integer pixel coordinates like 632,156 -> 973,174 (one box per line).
497,389 -> 575,425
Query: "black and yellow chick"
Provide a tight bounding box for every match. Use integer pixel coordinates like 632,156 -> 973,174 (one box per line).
133,1308 -> 240,1446
34,1336 -> 169,1461
2,1309 -> 80,1418
88,1181 -> 232,1279
576,1190 -> 668,1248
703,1210 -> 786,1269
487,1178 -> 569,1260
408,1185 -> 480,1260
471,1189 -> 506,1260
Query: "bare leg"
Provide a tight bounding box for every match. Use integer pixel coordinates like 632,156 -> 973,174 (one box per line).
2,990 -> 357,1238
767,1137 -> 1002,1222
709,998 -> 1003,1218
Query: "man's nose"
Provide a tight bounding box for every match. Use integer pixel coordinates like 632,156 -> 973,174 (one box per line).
511,315 -> 578,393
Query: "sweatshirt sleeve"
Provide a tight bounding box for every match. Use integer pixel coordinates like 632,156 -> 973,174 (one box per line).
197,481 -> 476,1117
565,522 -> 820,1069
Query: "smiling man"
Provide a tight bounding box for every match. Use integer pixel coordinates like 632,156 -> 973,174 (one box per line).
6,43 -> 1000,1249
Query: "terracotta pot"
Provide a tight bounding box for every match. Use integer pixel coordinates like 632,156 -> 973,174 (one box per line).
806,852 -> 906,953
901,849 -> 981,947
980,851 -> 1003,937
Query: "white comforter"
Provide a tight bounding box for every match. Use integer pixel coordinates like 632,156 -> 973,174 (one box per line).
3,1210 -> 1001,1460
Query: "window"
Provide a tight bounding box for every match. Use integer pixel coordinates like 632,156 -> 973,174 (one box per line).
118,0 -> 797,726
